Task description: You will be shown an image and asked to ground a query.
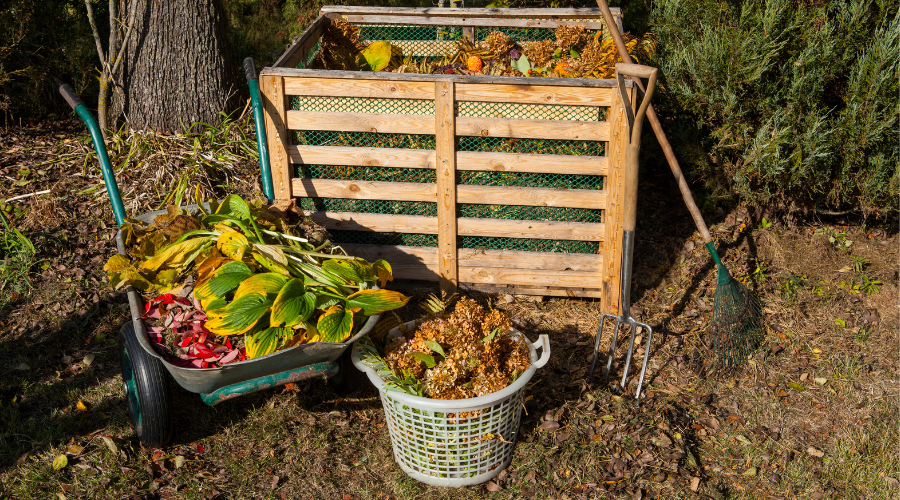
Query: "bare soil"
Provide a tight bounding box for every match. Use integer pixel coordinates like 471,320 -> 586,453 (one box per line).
0,121 -> 896,500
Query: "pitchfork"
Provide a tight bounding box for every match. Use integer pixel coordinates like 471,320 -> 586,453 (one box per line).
589,63 -> 658,399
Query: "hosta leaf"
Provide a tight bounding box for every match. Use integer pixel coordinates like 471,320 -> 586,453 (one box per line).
201,296 -> 227,313
104,254 -> 131,273
244,326 -> 292,359
196,255 -> 230,283
194,261 -> 253,300
111,268 -> 152,291
233,273 -> 288,301
314,294 -> 342,310
357,41 -> 394,71
151,269 -> 179,292
217,231 -> 250,261
316,305 -> 355,343
253,244 -> 287,266
346,289 -> 410,316
204,293 -> 272,336
251,250 -> 291,276
322,259 -> 376,284
271,279 -> 316,327
140,237 -> 212,271
216,194 -> 252,220
372,259 -> 393,288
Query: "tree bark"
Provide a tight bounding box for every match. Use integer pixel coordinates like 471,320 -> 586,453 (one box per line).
111,0 -> 241,133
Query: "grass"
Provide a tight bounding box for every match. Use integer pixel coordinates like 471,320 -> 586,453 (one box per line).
0,210 -> 34,312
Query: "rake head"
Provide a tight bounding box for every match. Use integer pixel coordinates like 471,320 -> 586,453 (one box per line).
711,275 -> 764,367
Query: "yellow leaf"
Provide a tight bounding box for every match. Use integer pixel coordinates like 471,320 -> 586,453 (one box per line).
75,400 -> 88,411
52,454 -> 68,470
140,237 -> 211,271
103,254 -> 131,273
217,231 -> 250,261
233,273 -> 288,301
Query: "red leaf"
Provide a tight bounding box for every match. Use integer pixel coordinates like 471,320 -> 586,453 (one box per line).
193,344 -> 214,358
180,337 -> 193,348
197,444 -> 204,454
161,293 -> 175,304
219,350 -> 240,365
225,339 -> 233,350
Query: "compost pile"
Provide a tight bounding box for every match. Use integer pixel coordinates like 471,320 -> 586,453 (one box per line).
383,298 -> 530,400
315,19 -> 657,79
104,194 -> 409,368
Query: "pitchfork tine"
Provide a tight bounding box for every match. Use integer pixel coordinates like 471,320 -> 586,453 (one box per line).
620,323 -> 638,389
588,314 -> 610,377
603,319 -> 621,383
635,321 -> 654,398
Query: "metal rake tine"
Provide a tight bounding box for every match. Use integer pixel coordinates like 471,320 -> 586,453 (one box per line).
620,321 -> 638,389
604,318 -> 621,383
589,314 -> 613,377
635,321 -> 654,399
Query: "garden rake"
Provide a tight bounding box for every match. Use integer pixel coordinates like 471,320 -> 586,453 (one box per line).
594,0 -> 765,367
589,63 -> 657,399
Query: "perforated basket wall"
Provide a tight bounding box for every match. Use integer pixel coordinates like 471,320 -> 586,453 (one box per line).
262,7 -> 631,306
381,387 -> 523,485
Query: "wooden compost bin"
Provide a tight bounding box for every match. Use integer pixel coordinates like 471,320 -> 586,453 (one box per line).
260,6 -> 633,316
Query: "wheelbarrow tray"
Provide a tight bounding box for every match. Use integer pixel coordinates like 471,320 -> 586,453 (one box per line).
115,205 -> 380,395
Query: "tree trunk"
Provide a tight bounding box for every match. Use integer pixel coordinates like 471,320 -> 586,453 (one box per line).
111,0 -> 241,133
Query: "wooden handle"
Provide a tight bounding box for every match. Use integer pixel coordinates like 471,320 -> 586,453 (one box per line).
595,0 -> 712,243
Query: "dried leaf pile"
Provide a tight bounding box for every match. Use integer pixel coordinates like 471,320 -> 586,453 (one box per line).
383,298 -> 530,399
315,21 -> 658,79
105,193 -> 410,366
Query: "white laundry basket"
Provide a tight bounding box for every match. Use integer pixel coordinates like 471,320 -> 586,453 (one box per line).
352,321 -> 551,487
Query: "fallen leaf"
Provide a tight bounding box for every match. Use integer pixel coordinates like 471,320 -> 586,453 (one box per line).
52,455 -> 68,470
884,476 -> 899,487
689,476 -> 700,492
787,382 -> 807,392
800,372 -> 809,381
66,444 -> 84,456
100,436 -> 118,455
174,455 -> 186,468
75,400 -> 89,411
485,481 -> 502,492
56,493 -> 67,500
807,446 -> 825,458
61,355 -> 73,364
735,434 -> 752,445
83,353 -> 96,366
742,467 -> 757,476
539,420 -> 560,432
14,363 -> 30,371
600,415 -> 616,422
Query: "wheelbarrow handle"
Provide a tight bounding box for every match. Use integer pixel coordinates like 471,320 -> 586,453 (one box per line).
56,81 -> 127,227
243,57 -> 258,82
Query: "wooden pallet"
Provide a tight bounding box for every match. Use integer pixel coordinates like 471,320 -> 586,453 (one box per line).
261,7 -> 633,316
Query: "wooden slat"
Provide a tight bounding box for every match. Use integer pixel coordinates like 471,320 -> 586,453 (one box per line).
309,212 -> 604,241
601,83 -> 633,316
261,75 -> 291,200
339,244 -> 602,272
320,6 -> 622,19
292,179 -> 607,209
288,147 -> 608,176
284,78 -> 435,99
461,284 -> 603,298
345,15 -> 605,30
456,84 -> 614,107
435,80 -> 458,292
287,111 -> 435,134
293,179 -> 435,202
456,116 -> 609,141
263,68 -> 624,90
273,15 -> 328,69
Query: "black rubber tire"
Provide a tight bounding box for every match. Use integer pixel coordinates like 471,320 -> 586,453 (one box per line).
118,322 -> 173,448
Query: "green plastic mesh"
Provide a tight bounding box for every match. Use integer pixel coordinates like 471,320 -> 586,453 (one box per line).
288,21 -> 610,255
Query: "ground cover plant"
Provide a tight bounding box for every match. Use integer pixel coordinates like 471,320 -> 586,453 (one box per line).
0,114 -> 896,499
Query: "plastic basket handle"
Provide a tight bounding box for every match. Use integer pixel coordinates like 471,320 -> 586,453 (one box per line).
532,334 -> 551,369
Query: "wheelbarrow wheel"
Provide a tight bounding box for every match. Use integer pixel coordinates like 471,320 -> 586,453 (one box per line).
118,322 -> 173,448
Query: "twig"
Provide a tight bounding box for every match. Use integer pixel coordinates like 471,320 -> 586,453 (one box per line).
4,190 -> 51,203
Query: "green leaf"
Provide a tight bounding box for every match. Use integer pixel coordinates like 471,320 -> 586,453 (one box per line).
252,250 -> 291,276
271,279 -> 316,327
52,455 -> 68,470
194,261 -> 253,300
322,259 -> 376,284
409,352 -> 436,368
314,294 -> 343,310
204,293 -> 272,336
424,341 -> 444,357
140,237 -> 212,271
316,305 -> 355,343
218,194 -> 252,220
372,259 -> 393,288
233,273 -> 288,301
570,48 -> 580,58
516,54 -> 531,75
245,326 -> 292,359
345,289 -> 410,316
483,327 -> 501,343
358,41 -> 395,71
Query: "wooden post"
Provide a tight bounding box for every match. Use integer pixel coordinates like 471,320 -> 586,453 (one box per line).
462,26 -> 475,43
261,75 -> 292,201
601,84 -> 633,316
434,80 -> 458,293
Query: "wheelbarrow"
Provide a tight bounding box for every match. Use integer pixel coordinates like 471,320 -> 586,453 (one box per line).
57,58 -> 379,448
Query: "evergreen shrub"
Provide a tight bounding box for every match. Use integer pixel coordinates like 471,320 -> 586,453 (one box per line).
650,0 -> 898,217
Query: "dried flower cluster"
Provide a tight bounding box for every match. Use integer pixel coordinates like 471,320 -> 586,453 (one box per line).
384,298 -> 530,400
554,25 -> 587,51
482,31 -> 515,57
522,39 -> 558,68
